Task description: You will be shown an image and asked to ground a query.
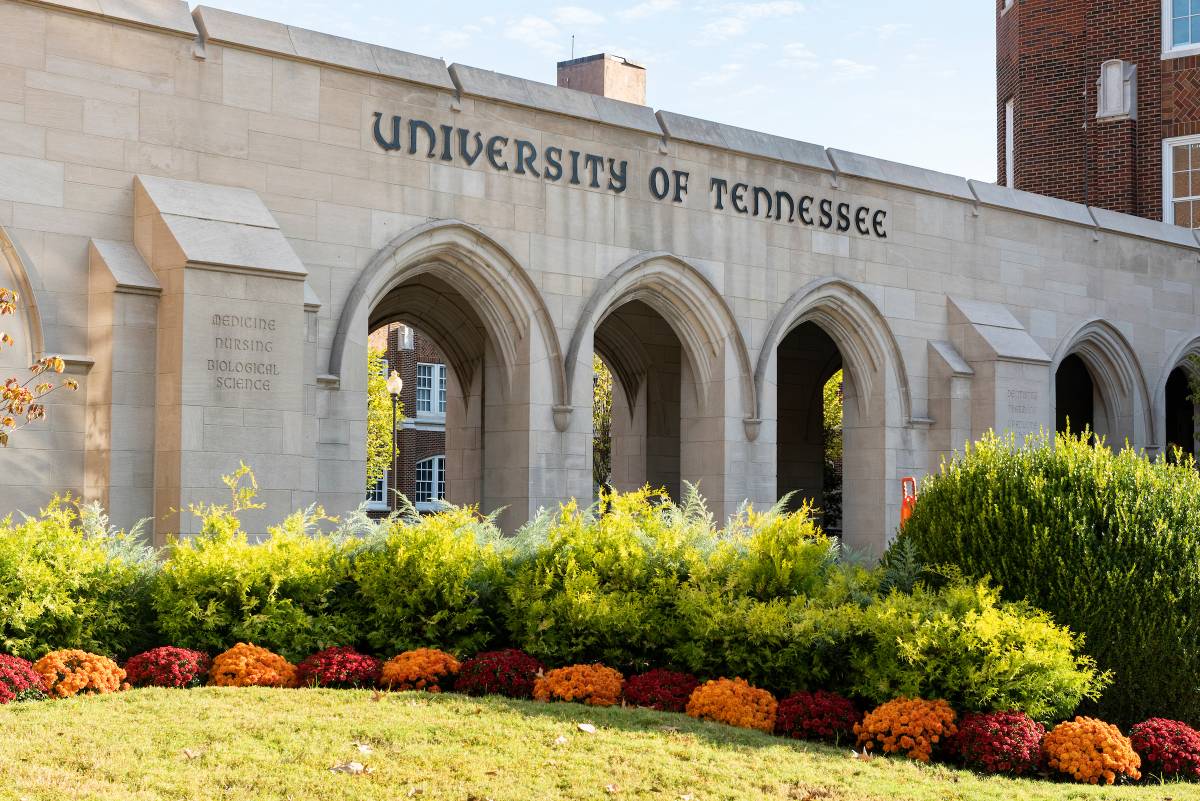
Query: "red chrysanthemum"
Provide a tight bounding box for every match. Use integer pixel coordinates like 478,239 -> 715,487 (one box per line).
456,649 -> 544,698
1130,718 -> 1200,780
124,647 -> 211,689
948,711 -> 1044,775
296,647 -> 382,689
623,669 -> 700,713
775,690 -> 860,744
0,654 -> 48,703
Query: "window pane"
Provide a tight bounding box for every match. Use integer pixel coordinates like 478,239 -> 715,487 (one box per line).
1176,201 -> 1191,226
1192,15 -> 1200,44
1192,0 -> 1200,15
417,364 -> 433,413
1176,145 -> 1191,172
438,366 -> 447,413
1176,170 -> 1191,199
1176,17 -> 1191,45
1191,201 -> 1200,229
1177,0 -> 1190,17
1192,168 -> 1200,197
415,459 -> 433,503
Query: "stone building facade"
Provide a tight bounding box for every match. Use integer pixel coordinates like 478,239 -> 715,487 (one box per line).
1,0 -> 1200,554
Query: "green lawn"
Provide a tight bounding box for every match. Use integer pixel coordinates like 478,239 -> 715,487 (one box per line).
0,688 -> 1196,801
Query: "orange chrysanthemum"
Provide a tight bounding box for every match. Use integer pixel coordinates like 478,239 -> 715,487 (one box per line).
380,649 -> 460,692
209,643 -> 298,688
32,650 -> 125,698
1043,716 -> 1142,785
685,677 -> 777,733
854,697 -> 957,763
533,664 -> 624,707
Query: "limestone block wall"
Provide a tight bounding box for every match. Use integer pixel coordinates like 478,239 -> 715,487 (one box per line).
0,0 -> 1197,552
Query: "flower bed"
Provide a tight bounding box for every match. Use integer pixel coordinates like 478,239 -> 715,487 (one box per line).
624,669 -> 700,713
210,644 -> 297,688
533,664 -> 623,707
296,647 -> 381,689
33,650 -> 125,698
686,678 -> 777,733
775,690 -> 859,744
0,654 -> 47,703
1043,716 -> 1141,785
381,649 -> 460,692
456,649 -> 543,698
125,647 -> 210,689
855,698 -> 956,763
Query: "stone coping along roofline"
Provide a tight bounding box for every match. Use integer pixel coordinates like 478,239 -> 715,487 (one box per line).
14,0 -> 1200,253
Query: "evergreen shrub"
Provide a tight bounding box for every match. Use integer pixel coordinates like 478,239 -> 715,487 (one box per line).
896,431 -> 1200,725
0,500 -> 156,660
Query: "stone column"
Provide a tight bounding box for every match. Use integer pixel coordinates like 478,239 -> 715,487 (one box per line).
131,175 -> 311,542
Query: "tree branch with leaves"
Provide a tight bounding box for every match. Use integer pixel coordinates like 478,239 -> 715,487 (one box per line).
366,347 -> 398,492
0,287 -> 77,447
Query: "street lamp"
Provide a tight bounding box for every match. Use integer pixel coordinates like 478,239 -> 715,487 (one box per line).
386,370 -> 403,508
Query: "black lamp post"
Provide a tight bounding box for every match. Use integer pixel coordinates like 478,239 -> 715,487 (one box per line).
386,370 -> 403,508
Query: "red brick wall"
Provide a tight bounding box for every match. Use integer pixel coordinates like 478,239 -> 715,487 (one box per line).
998,0 -> 1177,221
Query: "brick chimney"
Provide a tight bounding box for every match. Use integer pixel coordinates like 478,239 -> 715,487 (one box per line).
557,53 -> 646,105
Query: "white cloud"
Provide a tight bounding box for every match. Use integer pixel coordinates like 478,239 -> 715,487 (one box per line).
618,0 -> 681,21
719,1 -> 805,18
505,16 -> 565,57
553,6 -> 606,26
831,57 -> 876,78
875,22 -> 911,41
699,16 -> 749,41
777,42 -> 819,70
693,62 -> 744,87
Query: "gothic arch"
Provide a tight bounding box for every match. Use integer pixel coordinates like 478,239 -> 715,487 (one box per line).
0,226 -> 45,361
564,251 -> 757,430
328,219 -> 567,415
1152,332 -> 1200,450
755,277 -> 912,422
1051,318 -> 1152,446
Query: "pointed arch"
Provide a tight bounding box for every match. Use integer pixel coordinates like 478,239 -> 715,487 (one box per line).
327,219 -> 567,414
1051,317 -> 1152,445
755,277 -> 912,422
0,226 -> 45,361
1156,332 -> 1200,455
564,251 -> 757,429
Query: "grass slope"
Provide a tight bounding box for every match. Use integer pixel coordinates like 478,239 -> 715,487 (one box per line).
0,688 -> 1197,801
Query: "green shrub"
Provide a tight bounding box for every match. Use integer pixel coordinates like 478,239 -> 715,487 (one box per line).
502,488 -> 710,668
896,430 -> 1200,726
350,505 -> 506,657
152,472 -> 357,662
0,499 -> 156,660
848,580 -> 1107,721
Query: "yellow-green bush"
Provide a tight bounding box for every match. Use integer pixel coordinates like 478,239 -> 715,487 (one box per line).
152,471 -> 357,662
0,499 -> 155,660
350,506 -> 506,656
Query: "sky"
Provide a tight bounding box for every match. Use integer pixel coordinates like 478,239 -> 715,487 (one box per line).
205,0 -> 998,181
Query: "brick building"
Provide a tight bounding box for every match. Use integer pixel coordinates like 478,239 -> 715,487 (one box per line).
365,323 -> 448,515
998,0 -> 1200,455
996,0 -> 1200,225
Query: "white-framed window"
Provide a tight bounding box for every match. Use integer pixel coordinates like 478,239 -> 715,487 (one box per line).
416,363 -> 447,416
366,470 -> 389,511
1163,135 -> 1200,227
1005,98 -> 1015,187
414,455 -> 446,509
1165,0 -> 1200,57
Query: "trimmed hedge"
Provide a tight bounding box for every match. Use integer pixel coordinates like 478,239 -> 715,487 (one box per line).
0,477 -> 1105,721
895,431 -> 1200,726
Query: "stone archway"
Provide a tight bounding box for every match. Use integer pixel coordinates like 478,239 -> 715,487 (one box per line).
566,252 -> 757,516
327,219 -> 568,530
756,277 -> 913,554
1050,318 -> 1151,449
1157,333 -> 1200,459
